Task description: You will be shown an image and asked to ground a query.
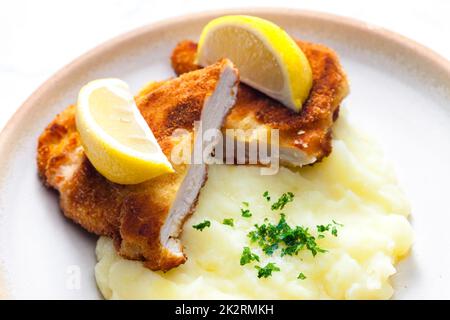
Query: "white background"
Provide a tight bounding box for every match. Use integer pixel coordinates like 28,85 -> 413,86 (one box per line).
1,0 -> 450,131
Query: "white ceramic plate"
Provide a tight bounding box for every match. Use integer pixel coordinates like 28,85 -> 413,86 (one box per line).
1,9 -> 450,299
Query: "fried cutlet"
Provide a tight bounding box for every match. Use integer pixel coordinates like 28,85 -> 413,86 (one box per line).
171,40 -> 349,165
37,60 -> 239,271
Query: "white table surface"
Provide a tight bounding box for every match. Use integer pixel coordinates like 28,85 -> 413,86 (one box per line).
1,0 -> 449,131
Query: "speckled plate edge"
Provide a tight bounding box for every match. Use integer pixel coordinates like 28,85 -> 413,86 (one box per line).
1,8 -> 450,299
2,8 -> 449,151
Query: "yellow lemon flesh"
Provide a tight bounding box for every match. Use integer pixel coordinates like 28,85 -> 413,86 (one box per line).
76,78 -> 173,185
197,15 -> 312,112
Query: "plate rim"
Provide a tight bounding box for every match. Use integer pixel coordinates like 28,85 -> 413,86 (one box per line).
1,8 -> 450,152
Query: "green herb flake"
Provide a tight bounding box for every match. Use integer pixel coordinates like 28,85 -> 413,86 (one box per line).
332,220 -> 343,237
263,243 -> 278,256
263,191 -> 271,202
222,218 -> 234,227
240,247 -> 260,266
331,226 -> 338,237
271,192 -> 294,211
297,272 -> 307,280
192,220 -> 211,231
255,262 -> 280,278
333,220 -> 344,227
317,220 -> 343,237
316,224 -> 331,233
241,206 -> 252,218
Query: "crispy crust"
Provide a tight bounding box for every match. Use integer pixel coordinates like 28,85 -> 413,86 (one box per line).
171,40 -> 349,161
37,60 -> 237,271
37,37 -> 348,271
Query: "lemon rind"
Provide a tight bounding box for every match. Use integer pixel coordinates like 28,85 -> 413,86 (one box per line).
197,15 -> 312,111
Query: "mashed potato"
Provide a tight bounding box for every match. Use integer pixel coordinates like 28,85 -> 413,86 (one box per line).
95,113 -> 413,300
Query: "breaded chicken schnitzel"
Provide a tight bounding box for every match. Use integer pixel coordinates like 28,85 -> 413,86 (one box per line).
37,60 -> 239,271
171,40 -> 349,165
37,37 -> 349,272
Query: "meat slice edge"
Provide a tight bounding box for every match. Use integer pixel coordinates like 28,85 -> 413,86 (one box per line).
37,60 -> 239,271
159,61 -> 239,261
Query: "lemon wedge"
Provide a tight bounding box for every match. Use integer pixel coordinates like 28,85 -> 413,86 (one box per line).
76,78 -> 173,185
197,15 -> 312,112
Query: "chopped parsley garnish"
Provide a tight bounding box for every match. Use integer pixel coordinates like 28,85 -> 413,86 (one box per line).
241,208 -> 252,218
255,263 -> 280,278
332,227 -> 338,237
240,247 -> 260,266
333,220 -> 344,226
237,192 -> 342,280
248,214 -> 327,257
297,272 -> 307,280
222,218 -> 234,227
192,220 -> 211,231
271,192 -> 294,211
317,220 -> 344,237
241,202 -> 252,218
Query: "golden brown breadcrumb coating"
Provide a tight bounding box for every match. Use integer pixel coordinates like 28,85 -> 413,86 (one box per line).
37,60 -> 238,271
171,40 -> 349,162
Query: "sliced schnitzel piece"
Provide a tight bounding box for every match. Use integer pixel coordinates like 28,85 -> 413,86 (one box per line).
171,40 -> 349,165
37,60 -> 239,270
